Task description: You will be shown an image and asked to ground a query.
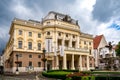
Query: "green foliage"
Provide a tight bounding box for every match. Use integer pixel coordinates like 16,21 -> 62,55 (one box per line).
115,42 -> 120,56
81,71 -> 91,75
65,77 -> 72,80
42,70 -> 72,79
47,69 -> 79,73
92,71 -> 120,74
66,76 -> 120,80
42,70 -> 120,80
95,76 -> 120,80
69,76 -> 95,80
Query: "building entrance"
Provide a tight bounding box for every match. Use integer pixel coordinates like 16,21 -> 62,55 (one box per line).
47,61 -> 52,70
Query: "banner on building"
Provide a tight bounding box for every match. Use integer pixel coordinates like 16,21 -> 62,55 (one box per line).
54,44 -> 57,56
45,39 -> 52,53
60,45 -> 64,56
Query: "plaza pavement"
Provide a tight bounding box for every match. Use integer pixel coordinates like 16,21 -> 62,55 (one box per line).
0,72 -> 57,80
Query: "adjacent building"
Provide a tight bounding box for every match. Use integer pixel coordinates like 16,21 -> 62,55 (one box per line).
93,35 -> 117,69
4,11 -> 94,73
93,35 -> 107,68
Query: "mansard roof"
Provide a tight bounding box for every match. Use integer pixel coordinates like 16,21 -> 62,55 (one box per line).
43,11 -> 78,25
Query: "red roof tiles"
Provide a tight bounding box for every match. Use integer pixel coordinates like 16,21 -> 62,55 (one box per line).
93,35 -> 103,49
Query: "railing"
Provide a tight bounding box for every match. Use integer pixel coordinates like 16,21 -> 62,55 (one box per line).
64,47 -> 89,52
43,20 -> 80,30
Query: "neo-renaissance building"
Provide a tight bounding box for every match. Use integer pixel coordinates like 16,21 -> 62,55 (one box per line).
4,11 -> 94,73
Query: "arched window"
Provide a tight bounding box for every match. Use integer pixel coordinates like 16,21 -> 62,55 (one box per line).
18,41 -> 22,49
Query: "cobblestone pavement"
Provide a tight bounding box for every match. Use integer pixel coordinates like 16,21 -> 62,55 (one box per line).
0,73 -> 57,80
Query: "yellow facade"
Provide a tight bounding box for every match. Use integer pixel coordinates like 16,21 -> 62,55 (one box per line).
4,11 -> 94,73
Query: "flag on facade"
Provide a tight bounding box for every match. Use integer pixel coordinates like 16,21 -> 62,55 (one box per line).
60,45 -> 64,56
54,44 -> 57,56
45,39 -> 48,52
45,39 -> 52,53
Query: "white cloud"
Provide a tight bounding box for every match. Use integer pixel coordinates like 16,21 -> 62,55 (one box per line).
68,0 -> 120,44
0,26 -> 9,39
96,20 -> 120,44
9,0 -> 120,44
10,0 -> 44,20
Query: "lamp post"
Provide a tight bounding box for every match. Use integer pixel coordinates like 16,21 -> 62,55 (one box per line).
42,48 -> 47,71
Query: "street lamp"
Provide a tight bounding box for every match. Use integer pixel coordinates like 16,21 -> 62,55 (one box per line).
42,48 -> 47,71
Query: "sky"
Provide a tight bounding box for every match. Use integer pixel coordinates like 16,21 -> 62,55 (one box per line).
0,0 -> 120,54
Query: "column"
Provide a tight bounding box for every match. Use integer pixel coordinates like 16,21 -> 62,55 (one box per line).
54,30 -> 57,55
63,54 -> 67,69
69,35 -> 72,47
34,32 -> 36,51
76,36 -> 79,48
87,55 -> 90,70
56,56 -> 59,69
55,31 -> 58,53
13,29 -> 16,50
62,33 -> 65,46
24,31 -> 27,50
79,55 -> 82,71
71,54 -> 75,70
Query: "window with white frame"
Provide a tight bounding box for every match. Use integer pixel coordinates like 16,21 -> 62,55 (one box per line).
38,43 -> 41,50
18,41 -> 22,49
38,33 -> 41,38
19,30 -> 22,35
29,32 -> 32,37
28,42 -> 32,50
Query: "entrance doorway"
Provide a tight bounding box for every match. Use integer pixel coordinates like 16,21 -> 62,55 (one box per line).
59,60 -> 63,69
67,61 -> 71,69
47,61 -> 52,70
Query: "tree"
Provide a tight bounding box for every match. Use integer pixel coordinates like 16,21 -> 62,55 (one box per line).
115,42 -> 120,56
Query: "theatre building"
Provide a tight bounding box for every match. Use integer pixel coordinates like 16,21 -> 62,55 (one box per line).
3,11 -> 94,73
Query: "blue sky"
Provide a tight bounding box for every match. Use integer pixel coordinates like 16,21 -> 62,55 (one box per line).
0,0 -> 120,54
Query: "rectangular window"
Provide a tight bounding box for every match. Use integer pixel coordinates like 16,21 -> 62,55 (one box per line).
72,41 -> 75,48
38,43 -> 41,50
38,54 -> 41,58
29,54 -> 32,58
29,61 -> 32,66
28,42 -> 32,49
18,62 -> 22,67
84,41 -> 86,45
85,63 -> 87,67
38,62 -> 41,67
18,41 -> 22,49
89,49 -> 91,55
38,33 -> 41,38
19,30 -> 22,35
90,63 -> 92,67
19,54 -> 22,57
29,32 -> 32,37
89,42 -> 91,45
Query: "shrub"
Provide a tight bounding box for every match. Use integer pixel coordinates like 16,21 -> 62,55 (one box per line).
47,69 -> 79,73
95,76 -> 120,80
42,71 -> 71,79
